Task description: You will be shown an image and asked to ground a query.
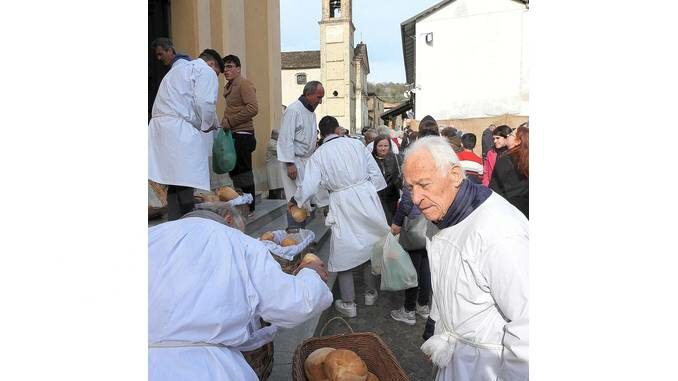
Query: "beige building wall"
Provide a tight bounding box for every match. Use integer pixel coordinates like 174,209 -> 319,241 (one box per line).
245,0 -> 282,192
367,96 -> 384,129
168,0 -> 281,193
354,62 -> 369,132
281,68 -> 322,122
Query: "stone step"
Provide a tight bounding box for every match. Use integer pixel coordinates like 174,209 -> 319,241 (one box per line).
243,199 -> 287,235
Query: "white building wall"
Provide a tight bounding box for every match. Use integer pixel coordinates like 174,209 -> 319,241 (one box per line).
414,0 -> 528,120
281,67 -> 322,121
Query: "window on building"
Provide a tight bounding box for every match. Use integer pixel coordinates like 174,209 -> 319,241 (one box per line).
296,73 -> 307,85
330,0 -> 341,18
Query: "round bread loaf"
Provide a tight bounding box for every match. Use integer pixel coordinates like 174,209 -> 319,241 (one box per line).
196,193 -> 220,203
260,231 -> 275,241
301,253 -> 321,266
280,238 -> 298,247
290,205 -> 308,222
216,186 -> 239,201
304,347 -> 336,381
323,349 -> 368,381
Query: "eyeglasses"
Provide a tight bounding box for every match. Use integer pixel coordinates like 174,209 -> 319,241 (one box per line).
224,64 -> 237,69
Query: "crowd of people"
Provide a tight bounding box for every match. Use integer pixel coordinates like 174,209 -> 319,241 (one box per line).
148,37 -> 529,381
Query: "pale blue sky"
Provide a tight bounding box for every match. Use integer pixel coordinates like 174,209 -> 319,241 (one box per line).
280,0 -> 442,83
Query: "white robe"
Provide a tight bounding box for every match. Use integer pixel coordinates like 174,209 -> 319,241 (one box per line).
423,193 -> 529,381
265,138 -> 284,189
148,58 -> 219,191
148,217 -> 333,381
276,100 -> 318,204
294,135 -> 389,272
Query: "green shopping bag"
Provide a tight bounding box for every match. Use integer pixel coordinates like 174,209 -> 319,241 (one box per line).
212,129 -> 236,174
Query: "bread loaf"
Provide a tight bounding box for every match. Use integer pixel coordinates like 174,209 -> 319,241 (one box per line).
195,193 -> 220,203
280,238 -> 298,247
290,205 -> 308,223
323,349 -> 368,381
304,347 -> 336,381
260,231 -> 275,241
216,186 -> 239,202
300,253 -> 321,266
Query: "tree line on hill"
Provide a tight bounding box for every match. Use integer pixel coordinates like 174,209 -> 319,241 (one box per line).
367,82 -> 408,103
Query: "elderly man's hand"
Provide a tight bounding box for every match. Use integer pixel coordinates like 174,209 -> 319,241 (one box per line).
294,258 -> 328,283
286,163 -> 298,180
390,224 -> 401,235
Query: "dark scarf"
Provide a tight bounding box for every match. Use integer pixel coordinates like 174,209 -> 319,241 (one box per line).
298,95 -> 314,112
434,179 -> 492,229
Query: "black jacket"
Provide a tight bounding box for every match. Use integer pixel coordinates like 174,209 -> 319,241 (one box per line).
489,154 -> 529,218
374,153 -> 402,202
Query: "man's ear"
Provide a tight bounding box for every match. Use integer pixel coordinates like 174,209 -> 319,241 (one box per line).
225,215 -> 234,225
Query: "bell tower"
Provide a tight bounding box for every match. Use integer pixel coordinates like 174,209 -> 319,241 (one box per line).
319,0 -> 356,133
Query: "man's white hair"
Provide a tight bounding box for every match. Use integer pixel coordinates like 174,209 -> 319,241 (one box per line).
215,203 -> 246,232
404,136 -> 465,177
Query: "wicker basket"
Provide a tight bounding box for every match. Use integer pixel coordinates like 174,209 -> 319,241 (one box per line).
241,319 -> 274,381
292,328 -> 409,381
148,206 -> 166,220
267,228 -> 316,274
242,341 -> 274,381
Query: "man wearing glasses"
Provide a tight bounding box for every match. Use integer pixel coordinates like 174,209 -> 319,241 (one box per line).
221,55 -> 259,216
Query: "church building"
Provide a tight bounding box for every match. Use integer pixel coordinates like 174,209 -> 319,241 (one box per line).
281,0 -> 370,134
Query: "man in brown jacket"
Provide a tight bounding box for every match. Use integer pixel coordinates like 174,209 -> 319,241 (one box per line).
221,55 -> 259,214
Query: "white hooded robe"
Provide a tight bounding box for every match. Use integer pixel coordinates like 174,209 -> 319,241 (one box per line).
148,58 -> 219,191
422,193 -> 529,381
294,135 -> 389,272
148,217 -> 333,380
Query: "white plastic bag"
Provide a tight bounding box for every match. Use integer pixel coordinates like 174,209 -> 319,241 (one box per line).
380,233 -> 418,291
370,231 -> 388,276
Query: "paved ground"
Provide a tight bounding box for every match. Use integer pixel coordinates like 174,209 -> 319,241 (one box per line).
312,266 -> 436,381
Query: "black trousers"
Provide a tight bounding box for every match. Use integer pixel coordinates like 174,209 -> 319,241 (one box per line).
380,197 -> 398,226
166,185 -> 194,221
229,133 -> 257,211
403,248 -> 432,311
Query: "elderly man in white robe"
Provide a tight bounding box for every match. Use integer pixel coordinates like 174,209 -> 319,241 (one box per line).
403,136 -> 529,381
149,204 -> 332,381
277,80 -> 329,228
148,49 -> 224,220
292,115 -> 390,318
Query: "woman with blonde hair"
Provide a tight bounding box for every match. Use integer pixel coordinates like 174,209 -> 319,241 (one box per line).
490,125 -> 529,218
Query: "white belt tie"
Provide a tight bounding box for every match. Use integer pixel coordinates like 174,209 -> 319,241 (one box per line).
421,330 -> 502,368
331,179 -> 368,193
149,341 -> 227,349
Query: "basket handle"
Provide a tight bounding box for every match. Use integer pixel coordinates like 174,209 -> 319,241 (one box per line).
319,316 -> 354,336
